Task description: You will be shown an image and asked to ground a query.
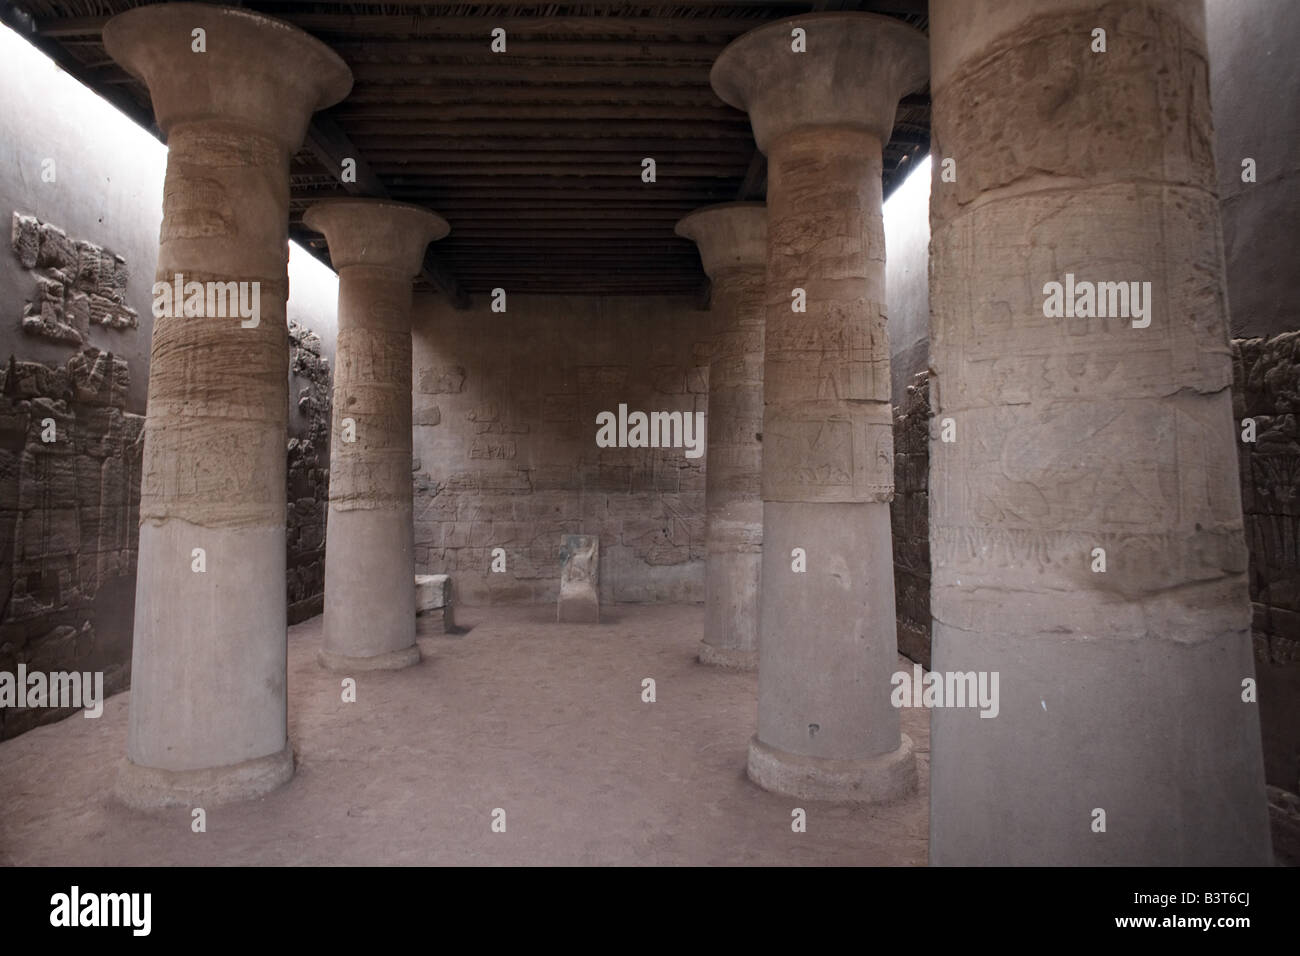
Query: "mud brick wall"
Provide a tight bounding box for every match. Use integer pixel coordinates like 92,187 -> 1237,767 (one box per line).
891,370 -> 931,668
411,294 -> 708,606
1232,332 -> 1300,798
286,319 -> 332,624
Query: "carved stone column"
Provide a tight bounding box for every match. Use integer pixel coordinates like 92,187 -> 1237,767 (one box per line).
304,199 -> 449,670
676,203 -> 766,670
927,0 -> 1272,863
103,3 -> 351,806
712,12 -> 928,801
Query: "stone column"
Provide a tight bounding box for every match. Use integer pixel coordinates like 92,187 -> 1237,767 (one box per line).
928,0 -> 1272,863
303,200 -> 449,670
103,4 -> 351,807
711,13 -> 928,801
675,203 -> 766,670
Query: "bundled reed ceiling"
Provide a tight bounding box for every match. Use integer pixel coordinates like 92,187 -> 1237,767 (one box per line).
4,1 -> 931,303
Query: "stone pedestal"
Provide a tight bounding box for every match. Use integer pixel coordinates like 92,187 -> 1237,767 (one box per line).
558,535 -> 599,624
676,203 -> 766,671
304,199 -> 449,672
712,12 -> 928,801
928,0 -> 1272,863
415,573 -> 455,636
103,3 -> 351,808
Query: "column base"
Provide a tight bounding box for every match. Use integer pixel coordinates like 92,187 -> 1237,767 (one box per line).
747,733 -> 917,803
113,741 -> 295,809
317,644 -> 422,673
697,641 -> 758,671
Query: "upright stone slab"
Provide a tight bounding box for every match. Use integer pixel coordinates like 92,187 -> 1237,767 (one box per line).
102,3 -> 351,807
558,535 -> 599,624
676,203 -> 766,671
304,199 -> 449,671
928,0 -> 1272,864
415,573 -> 455,636
712,13 -> 928,801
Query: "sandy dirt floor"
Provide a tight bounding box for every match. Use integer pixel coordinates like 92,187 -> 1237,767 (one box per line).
0,604 -> 929,865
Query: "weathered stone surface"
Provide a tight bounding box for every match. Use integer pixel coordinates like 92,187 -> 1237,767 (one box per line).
37,223 -> 78,271
12,214 -> 139,342
306,199 -> 447,670
414,573 -> 455,635
414,404 -> 441,426
1233,332 -> 1300,806
67,349 -> 129,408
0,347 -> 144,742
712,11 -> 926,802
11,213 -> 39,269
927,0 -> 1269,866
286,319 -> 331,625
415,573 -> 451,611
411,295 -> 709,607
419,364 -> 466,394
101,1 -> 352,803
891,371 -> 931,668
557,534 -> 599,623
676,203 -> 766,670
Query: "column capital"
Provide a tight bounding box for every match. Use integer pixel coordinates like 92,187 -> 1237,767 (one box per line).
710,12 -> 928,154
304,200 -> 450,278
675,202 -> 767,279
103,2 -> 352,151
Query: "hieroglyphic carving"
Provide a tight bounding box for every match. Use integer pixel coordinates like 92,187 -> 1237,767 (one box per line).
12,213 -> 139,344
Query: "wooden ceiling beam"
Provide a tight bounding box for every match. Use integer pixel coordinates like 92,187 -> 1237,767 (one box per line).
350,137 -> 747,153
339,86 -> 727,106
328,38 -> 726,60
267,14 -> 791,39
360,150 -> 743,164
434,221 -> 697,231
341,121 -> 751,139
347,63 -> 712,84
370,165 -> 745,178
384,191 -> 734,201
331,104 -> 738,121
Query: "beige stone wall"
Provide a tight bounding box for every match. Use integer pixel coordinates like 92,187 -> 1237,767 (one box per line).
411,294 -> 709,606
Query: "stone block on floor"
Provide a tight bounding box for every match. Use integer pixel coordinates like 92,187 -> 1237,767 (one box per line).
415,573 -> 455,634
557,534 -> 599,624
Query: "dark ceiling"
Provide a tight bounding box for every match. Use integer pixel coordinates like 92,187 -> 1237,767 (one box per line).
2,0 -> 930,306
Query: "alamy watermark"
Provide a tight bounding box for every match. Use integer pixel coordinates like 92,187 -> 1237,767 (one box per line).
0,664 -> 104,717
1042,273 -> 1151,328
595,403 -> 705,459
50,886 -> 150,936
890,662 -> 999,718
151,273 -> 260,327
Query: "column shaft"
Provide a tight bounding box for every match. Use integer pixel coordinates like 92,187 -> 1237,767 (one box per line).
701,264 -> 765,668
304,199 -> 449,670
928,0 -> 1271,864
758,128 -> 900,762
710,12 -> 929,801
129,121 -> 292,773
323,268 -> 419,666
677,202 -> 768,671
103,4 -> 352,806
